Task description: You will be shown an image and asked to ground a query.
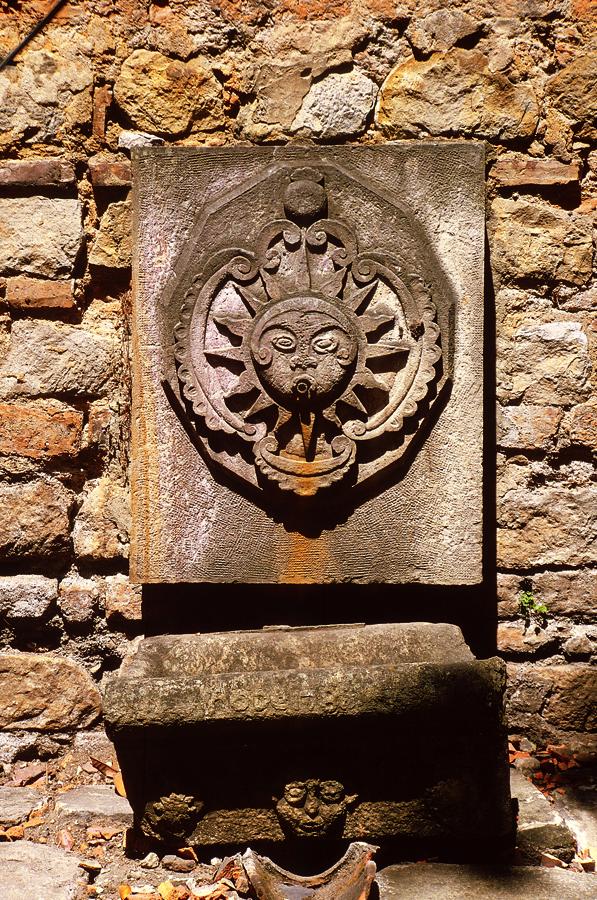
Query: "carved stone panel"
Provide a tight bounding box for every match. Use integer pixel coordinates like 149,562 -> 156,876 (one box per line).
131,144 -> 484,584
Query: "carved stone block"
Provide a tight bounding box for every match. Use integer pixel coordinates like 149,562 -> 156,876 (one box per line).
131,143 -> 484,583
103,623 -> 513,852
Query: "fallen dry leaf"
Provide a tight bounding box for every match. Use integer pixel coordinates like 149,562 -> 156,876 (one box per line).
90,757 -> 119,779
119,886 -> 133,899
177,847 -> 198,861
0,825 -> 24,841
114,772 -> 127,797
57,828 -> 75,851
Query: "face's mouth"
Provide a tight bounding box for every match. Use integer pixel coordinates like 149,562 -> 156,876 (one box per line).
295,818 -> 325,833
292,376 -> 314,400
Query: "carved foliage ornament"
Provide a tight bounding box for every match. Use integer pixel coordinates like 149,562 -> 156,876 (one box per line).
174,166 -> 443,496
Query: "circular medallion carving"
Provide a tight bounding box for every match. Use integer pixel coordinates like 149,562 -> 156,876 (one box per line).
173,167 -> 443,497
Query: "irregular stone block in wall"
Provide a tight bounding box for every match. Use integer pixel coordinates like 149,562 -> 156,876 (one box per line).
0,46 -> 92,145
0,575 -> 57,622
490,198 -> 593,286
104,573 -> 142,625
507,663 -> 597,738
88,153 -> 132,188
0,478 -> 74,560
0,198 -> 82,278
376,49 -> 539,140
58,575 -> 99,626
0,321 -> 118,398
497,320 -> 591,406
547,50 -> 597,139
131,143 -> 485,584
73,477 -> 130,562
498,569 -> 597,621
89,200 -> 132,269
497,404 -> 562,451
498,478 -> 597,569
0,653 -> 101,731
113,50 -> 224,137
290,70 -> 378,139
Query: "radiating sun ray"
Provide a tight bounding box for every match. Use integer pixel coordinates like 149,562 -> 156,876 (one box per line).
205,345 -> 245,365
365,339 -> 412,361
224,369 -> 258,398
213,313 -> 252,340
343,279 -> 377,313
235,284 -> 268,316
338,389 -> 368,416
245,391 -> 277,419
359,312 -> 396,336
353,369 -> 388,393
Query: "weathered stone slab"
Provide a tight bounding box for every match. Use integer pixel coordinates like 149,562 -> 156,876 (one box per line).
131,143 -> 484,584
0,653 -> 101,731
0,842 -> 84,900
0,786 -> 48,825
104,624 -> 512,851
511,769 -> 576,863
55,785 -> 133,827
376,863 -> 596,899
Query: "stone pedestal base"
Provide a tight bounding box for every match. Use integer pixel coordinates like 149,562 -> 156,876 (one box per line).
103,623 -> 512,853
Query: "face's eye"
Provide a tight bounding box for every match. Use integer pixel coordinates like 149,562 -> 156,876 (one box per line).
271,333 -> 296,353
312,333 -> 339,354
319,781 -> 344,802
285,783 -> 307,805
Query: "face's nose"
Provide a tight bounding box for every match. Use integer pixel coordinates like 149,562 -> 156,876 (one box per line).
290,354 -> 317,371
304,793 -> 320,818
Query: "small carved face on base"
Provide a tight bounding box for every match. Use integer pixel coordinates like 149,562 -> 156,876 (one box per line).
141,792 -> 204,843
251,297 -> 359,410
275,779 -> 357,838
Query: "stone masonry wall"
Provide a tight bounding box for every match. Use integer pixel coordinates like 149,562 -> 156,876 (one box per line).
0,0 -> 595,763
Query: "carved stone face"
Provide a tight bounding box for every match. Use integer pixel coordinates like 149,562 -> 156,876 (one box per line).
141,792 -> 204,843
275,778 -> 357,837
250,297 -> 358,410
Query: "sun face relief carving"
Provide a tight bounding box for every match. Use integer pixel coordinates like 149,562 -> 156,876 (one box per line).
173,166 -> 443,496
274,778 -> 357,838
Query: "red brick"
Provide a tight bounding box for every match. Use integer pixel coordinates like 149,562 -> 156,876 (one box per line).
0,400 -> 83,459
92,84 -> 113,141
5,276 -> 75,310
492,156 -> 580,187
0,159 -> 75,186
